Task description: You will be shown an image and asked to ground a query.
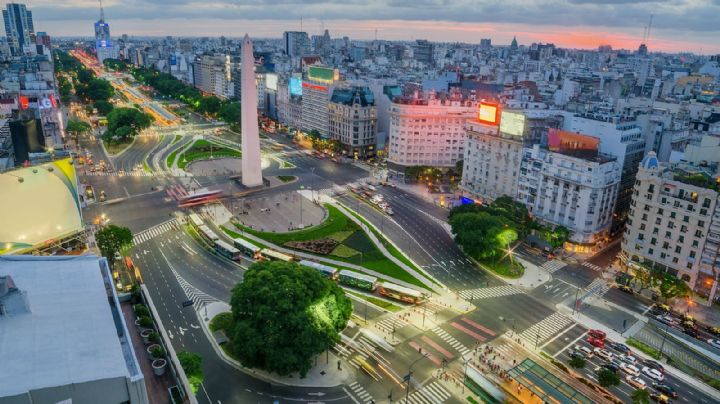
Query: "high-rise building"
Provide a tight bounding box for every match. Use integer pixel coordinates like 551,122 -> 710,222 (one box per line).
301,66 -> 338,138
328,86 -> 377,159
283,31 -> 310,58
2,2 -> 34,56
413,40 -> 434,66
35,31 -> 50,48
621,152 -> 720,302
94,1 -> 117,63
192,54 -> 232,99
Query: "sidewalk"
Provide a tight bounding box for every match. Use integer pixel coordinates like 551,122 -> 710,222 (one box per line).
502,256 -> 551,289
198,302 -> 355,388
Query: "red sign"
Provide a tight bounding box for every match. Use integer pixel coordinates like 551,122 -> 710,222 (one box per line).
49,94 -> 57,108
19,95 -> 29,110
478,102 -> 500,125
548,129 -> 600,153
302,82 -> 328,92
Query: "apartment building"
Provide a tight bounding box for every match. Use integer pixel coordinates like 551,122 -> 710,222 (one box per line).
301,66 -> 338,138
328,86 -> 377,159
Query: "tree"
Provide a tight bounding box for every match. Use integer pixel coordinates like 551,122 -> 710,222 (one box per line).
218,101 -> 241,125
94,100 -> 114,116
658,274 -> 691,300
542,225 -> 570,249
104,107 -> 153,142
66,119 -> 91,137
569,356 -> 586,369
85,78 -> 115,102
197,96 -> 222,115
450,212 -> 511,260
229,260 -> 352,377
177,351 -> 203,393
95,225 -> 133,268
631,388 -> 650,404
597,368 -> 620,387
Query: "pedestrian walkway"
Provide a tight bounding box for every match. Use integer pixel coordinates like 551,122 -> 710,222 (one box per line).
81,170 -> 160,177
166,184 -> 188,201
375,315 -> 410,335
518,312 -> 574,349
431,327 -> 472,357
541,260 -> 567,273
402,380 -> 453,404
458,285 -> 522,300
132,219 -> 178,246
581,261 -> 603,271
345,381 -> 376,404
584,278 -> 611,298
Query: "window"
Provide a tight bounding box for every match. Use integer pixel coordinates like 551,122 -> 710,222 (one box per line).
638,234 -> 645,240
665,231 -> 672,238
668,222 -> 674,229
692,240 -> 699,247
678,235 -> 685,243
683,215 -> 689,223
662,242 -> 669,250
690,251 -> 696,258
660,252 -> 667,259
651,237 -> 657,245
642,214 -> 648,221
670,212 -> 676,219
655,217 -> 661,225
695,230 -> 703,237
672,257 -> 679,263
681,225 -> 688,233
703,198 -> 711,208
698,220 -> 705,227
687,262 -> 693,269
675,246 -> 681,254
657,208 -> 664,215
640,224 -> 646,231
649,248 -> 654,255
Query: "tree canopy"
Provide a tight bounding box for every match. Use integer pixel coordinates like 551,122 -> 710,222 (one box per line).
177,351 -> 204,393
66,119 -> 91,136
96,225 -> 133,268
597,368 -> 620,387
104,107 -> 153,142
631,388 -> 650,404
94,100 -> 114,116
450,211 -> 515,260
229,260 -> 352,377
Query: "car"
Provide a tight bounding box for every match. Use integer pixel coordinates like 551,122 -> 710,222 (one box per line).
588,329 -> 607,340
569,351 -> 585,361
620,353 -> 638,365
643,360 -> 665,374
652,383 -> 678,398
620,363 -> 640,376
649,393 -> 670,403
596,349 -> 614,361
575,345 -> 594,358
608,341 -> 631,354
89,165 -> 96,172
642,366 -> 664,382
587,336 -> 605,348
707,339 -> 720,349
99,190 -> 106,202
655,304 -> 671,313
600,363 -> 620,374
618,285 -> 634,294
709,326 -> 720,337
626,375 -> 647,389
656,315 -> 677,326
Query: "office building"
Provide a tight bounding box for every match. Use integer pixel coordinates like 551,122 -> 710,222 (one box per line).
283,31 -> 310,58
0,255 -> 149,404
192,54 -> 232,99
329,86 -> 377,159
3,2 -> 34,56
301,66 -> 338,138
621,152 -> 720,302
413,40 -> 434,66
94,4 -> 117,63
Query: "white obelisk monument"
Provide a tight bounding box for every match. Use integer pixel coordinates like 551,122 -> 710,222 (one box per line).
240,34 -> 263,187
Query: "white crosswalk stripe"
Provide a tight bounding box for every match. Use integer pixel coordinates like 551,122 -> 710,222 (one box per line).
81,170 -> 164,177
347,381 -> 375,403
582,261 -> 603,271
518,312 -> 574,348
431,327 -> 471,356
375,315 -> 410,335
541,260 -> 567,273
403,381 -> 452,404
458,285 -> 522,300
585,278 -> 610,297
132,219 -> 178,246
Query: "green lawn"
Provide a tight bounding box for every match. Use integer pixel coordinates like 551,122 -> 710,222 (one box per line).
478,256 -> 524,279
171,134 -> 182,144
174,139 -> 243,169
346,290 -> 402,312
166,148 -> 179,168
626,338 -> 662,359
277,175 -> 296,183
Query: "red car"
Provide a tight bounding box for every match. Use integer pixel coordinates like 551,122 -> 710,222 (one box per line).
587,336 -> 605,348
589,329 -> 607,340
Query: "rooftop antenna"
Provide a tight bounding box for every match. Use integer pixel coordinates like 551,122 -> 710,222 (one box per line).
98,0 -> 105,21
375,28 -> 378,42
300,17 -> 303,33
646,13 -> 654,45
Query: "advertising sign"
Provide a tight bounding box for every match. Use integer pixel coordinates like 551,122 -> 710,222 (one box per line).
548,129 -> 600,156
266,73 -> 278,91
478,102 -> 500,125
19,95 -> 29,110
289,77 -> 302,96
308,66 -> 336,84
499,111 -> 525,137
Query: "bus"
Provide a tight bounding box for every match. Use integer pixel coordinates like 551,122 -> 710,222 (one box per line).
178,189 -> 223,208
214,240 -> 241,261
299,260 -> 339,280
378,282 -> 425,304
197,225 -> 220,244
188,213 -> 204,229
233,237 -> 261,259
259,248 -> 295,262
339,270 -> 377,292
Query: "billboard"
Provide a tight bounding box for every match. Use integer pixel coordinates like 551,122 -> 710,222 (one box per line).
548,129 -> 600,156
308,66 -> 336,84
499,111 -> 525,137
478,102 -> 500,125
289,77 -> 302,96
266,73 -> 278,91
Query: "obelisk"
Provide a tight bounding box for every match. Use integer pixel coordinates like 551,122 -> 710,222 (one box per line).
240,34 -> 263,187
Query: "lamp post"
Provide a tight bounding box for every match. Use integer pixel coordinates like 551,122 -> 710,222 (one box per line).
404,353 -> 429,402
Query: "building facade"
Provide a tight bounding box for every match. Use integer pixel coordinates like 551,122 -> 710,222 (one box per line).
328,86 -> 377,159
192,54 -> 232,99
283,31 -> 310,58
621,152 -> 720,302
301,66 -> 337,138
3,3 -> 34,56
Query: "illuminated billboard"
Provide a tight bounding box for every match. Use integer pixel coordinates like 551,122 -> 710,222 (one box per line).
499,111 -> 525,137
289,77 -> 302,96
308,66 -> 336,84
478,102 -> 500,126
266,73 -> 278,91
548,129 -> 600,156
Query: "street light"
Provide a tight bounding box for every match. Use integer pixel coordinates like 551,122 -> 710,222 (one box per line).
404,353 -> 429,402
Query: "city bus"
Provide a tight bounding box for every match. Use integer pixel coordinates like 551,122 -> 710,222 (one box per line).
259,248 -> 295,262
214,239 -> 241,261
197,225 -> 220,244
299,260 -> 339,280
233,237 -> 261,259
188,213 -> 204,229
178,189 -> 223,208
339,270 -> 378,292
377,282 -> 425,304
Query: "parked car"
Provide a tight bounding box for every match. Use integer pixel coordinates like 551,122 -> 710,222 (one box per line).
709,326 -> 720,337
588,329 -> 607,340
99,190 -> 106,202
620,363 -> 640,376
707,339 -> 720,349
600,363 -> 620,374
620,354 -> 638,365
626,375 -> 647,390
575,345 -> 594,358
618,285 -> 634,294
587,336 -> 605,348
656,315 -> 677,326
608,341 -> 631,354
642,366 -> 664,382
649,393 -> 670,403
643,360 -> 665,374
652,383 -> 678,398
596,349 -> 614,361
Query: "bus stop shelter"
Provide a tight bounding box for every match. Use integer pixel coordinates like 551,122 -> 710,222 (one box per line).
507,359 -> 593,404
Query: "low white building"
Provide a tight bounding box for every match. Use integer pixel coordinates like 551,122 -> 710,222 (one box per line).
518,144 -> 621,250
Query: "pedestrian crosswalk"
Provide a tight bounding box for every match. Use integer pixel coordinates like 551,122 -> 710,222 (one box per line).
375,314 -> 410,335
585,278 -> 610,297
431,327 -> 472,357
582,261 -> 604,271
81,170 -> 161,177
541,260 -> 567,273
458,285 -> 522,300
402,381 -> 452,404
345,381 -> 375,404
132,219 -> 178,246
166,184 -> 189,201
518,312 -> 574,348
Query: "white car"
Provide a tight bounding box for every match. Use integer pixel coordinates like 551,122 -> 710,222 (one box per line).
621,354 -> 638,365
626,375 -> 647,390
708,339 -> 720,349
596,349 -> 614,361
620,363 -> 640,376
641,366 -> 664,382
575,345 -> 594,358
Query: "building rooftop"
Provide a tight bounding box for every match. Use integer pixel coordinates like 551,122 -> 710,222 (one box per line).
0,255 -> 139,398
330,86 -> 375,107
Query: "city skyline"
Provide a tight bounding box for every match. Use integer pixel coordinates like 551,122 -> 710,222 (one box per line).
25,0 -> 720,54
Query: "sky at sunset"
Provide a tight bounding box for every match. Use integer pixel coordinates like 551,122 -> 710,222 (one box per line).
25,0 -> 720,54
